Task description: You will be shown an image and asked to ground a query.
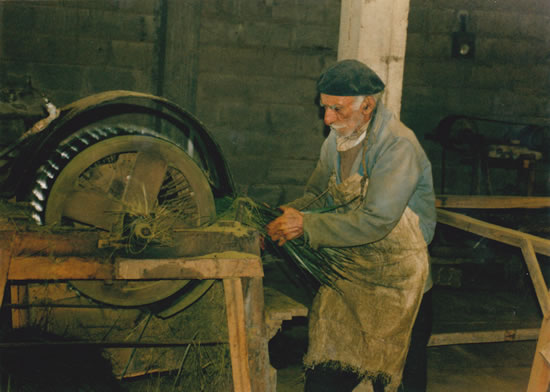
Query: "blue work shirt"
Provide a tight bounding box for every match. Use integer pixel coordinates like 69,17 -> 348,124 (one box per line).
290,102 -> 437,250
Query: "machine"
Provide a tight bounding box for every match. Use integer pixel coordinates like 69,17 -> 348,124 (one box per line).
0,88 -> 235,314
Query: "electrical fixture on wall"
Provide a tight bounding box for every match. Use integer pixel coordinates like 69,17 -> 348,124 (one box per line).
452,10 -> 475,59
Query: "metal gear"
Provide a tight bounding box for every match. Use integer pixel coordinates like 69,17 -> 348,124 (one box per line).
29,124 -> 216,310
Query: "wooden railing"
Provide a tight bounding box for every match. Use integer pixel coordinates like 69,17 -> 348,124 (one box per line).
435,196 -> 550,391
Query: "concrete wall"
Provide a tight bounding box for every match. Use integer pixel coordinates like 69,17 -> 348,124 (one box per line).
1,0 -> 548,202
0,0 -> 160,146
0,1 -> 159,103
0,0 -> 340,206
194,0 -> 339,204
402,0 -> 550,195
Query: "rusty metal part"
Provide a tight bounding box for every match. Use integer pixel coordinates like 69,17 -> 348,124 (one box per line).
20,100 -> 60,140
0,98 -> 58,177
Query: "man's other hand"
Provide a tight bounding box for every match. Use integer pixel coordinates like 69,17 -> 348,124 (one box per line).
266,206 -> 304,246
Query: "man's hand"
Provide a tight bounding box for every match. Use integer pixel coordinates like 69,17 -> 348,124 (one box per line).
266,206 -> 304,246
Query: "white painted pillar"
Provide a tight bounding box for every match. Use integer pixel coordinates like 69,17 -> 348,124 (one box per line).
338,0 -> 411,117
338,6 -> 413,391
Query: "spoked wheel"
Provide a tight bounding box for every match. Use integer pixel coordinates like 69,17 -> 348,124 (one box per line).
29,125 -> 216,310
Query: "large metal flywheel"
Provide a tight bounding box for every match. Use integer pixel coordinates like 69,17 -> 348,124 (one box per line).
29,124 -> 217,310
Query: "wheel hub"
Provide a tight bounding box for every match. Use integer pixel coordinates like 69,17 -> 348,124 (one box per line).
30,126 -> 217,313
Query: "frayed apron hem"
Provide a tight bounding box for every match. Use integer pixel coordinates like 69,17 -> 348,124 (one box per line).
304,359 -> 392,387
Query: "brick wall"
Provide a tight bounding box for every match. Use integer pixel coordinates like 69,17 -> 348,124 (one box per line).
1,0 -> 548,202
0,0 -> 159,105
0,0 -> 340,206
402,0 -> 550,195
195,0 -> 340,205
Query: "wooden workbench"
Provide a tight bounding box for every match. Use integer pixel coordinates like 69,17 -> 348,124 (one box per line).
0,209 -> 273,392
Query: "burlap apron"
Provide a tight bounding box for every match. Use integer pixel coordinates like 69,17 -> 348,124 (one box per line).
303,171 -> 429,391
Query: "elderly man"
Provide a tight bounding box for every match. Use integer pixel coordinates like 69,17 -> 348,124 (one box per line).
266,60 -> 436,392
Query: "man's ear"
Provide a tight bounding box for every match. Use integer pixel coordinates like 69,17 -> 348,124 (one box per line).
362,96 -> 376,117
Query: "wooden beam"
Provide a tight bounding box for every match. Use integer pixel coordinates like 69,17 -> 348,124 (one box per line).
243,277 -> 273,392
8,253 -> 263,281
436,195 -> 550,209
338,0 -> 410,115
264,287 -> 308,322
2,221 -> 260,259
224,278 -> 252,392
528,317 -> 550,392
0,340 -> 228,348
127,221 -> 261,259
116,252 -> 263,280
428,327 -> 540,347
0,247 -> 11,305
540,341 -> 550,367
520,239 -> 550,317
10,284 -> 29,328
9,230 -> 101,256
436,209 -> 550,257
8,256 -> 114,280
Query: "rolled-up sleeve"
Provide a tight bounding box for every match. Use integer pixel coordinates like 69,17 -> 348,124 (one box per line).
303,138 -> 422,249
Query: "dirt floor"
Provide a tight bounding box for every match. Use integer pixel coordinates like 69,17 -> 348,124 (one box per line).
0,257 -> 541,391
265,257 -> 541,392
0,292 -> 538,392
271,317 -> 536,392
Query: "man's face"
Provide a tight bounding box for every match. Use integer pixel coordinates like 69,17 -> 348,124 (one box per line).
320,93 -> 367,137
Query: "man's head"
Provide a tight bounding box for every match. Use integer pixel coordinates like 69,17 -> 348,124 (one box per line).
317,60 -> 385,136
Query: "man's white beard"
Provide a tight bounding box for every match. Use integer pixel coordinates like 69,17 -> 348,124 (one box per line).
334,120 -> 370,151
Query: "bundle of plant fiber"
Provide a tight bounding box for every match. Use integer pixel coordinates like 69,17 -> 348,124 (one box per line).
219,196 -> 354,290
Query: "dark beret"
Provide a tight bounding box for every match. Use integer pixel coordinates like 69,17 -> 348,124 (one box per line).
317,59 -> 385,96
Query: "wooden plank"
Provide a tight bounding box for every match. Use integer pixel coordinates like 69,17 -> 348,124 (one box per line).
520,239 -> 550,317
0,233 -> 14,304
436,195 -> 550,209
116,252 -> 263,280
0,247 -> 11,305
436,209 -> 550,257
528,318 -> 550,392
0,340 -> 228,348
8,256 -> 114,280
9,230 -> 101,256
9,253 -> 263,281
540,341 -> 550,367
223,278 -> 252,392
166,222 -> 261,257
264,287 -> 308,321
264,287 -> 309,340
2,221 -> 260,259
244,277 -> 274,392
130,221 -> 261,259
428,327 -> 540,347
10,285 -> 29,328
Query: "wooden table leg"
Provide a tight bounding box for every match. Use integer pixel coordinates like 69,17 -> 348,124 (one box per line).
0,239 -> 28,329
521,239 -> 550,317
10,284 -> 29,328
244,277 -> 274,392
223,278 -> 252,392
